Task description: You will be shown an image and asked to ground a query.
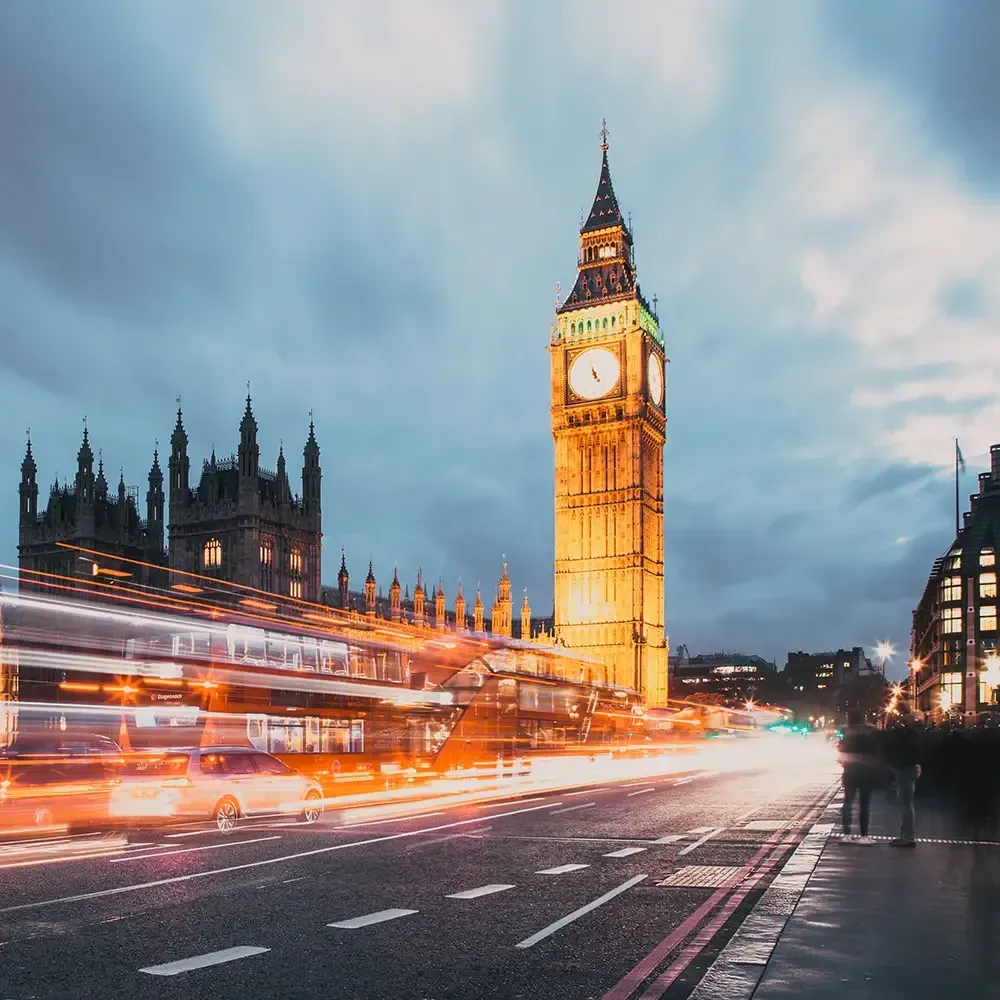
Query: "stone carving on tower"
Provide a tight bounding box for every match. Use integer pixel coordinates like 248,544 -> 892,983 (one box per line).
549,124 -> 668,704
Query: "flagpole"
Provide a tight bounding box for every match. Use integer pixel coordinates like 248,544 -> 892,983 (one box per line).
955,438 -> 960,538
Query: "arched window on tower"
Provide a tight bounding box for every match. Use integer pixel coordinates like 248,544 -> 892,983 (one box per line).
289,547 -> 303,574
260,537 -> 273,566
203,538 -> 222,568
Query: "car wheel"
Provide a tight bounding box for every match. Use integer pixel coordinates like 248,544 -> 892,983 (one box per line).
299,789 -> 323,824
33,805 -> 55,829
214,796 -> 240,834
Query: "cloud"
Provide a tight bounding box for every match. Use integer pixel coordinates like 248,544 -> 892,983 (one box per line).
848,463 -> 935,505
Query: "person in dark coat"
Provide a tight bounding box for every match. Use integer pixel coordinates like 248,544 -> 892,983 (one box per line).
882,702 -> 923,847
838,708 -> 881,844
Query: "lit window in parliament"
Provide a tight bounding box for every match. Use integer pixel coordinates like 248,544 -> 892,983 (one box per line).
203,538 -> 222,568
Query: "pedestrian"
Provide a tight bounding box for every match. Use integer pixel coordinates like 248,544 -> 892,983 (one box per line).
882,701 -> 923,848
838,708 -> 880,844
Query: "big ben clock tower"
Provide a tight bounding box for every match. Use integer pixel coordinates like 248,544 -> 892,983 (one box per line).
550,127 -> 668,706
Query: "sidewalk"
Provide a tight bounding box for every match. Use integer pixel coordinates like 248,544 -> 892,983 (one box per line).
693,792 -> 1000,999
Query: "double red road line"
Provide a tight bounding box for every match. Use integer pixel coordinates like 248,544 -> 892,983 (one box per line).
602,784 -> 836,1000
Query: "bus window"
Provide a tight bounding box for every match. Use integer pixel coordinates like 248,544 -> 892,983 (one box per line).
226,625 -> 266,665
268,719 -> 304,754
383,652 -> 403,684
350,720 -> 364,753
300,639 -> 319,672
305,717 -> 320,752
247,715 -> 267,750
350,647 -> 377,680
320,719 -> 351,753
319,641 -> 349,675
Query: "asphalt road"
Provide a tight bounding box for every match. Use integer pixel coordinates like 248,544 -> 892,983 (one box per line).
0,738 -> 839,1000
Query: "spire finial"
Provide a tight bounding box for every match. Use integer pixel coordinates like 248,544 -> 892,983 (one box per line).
599,118 -> 610,151
652,293 -> 658,316
82,414 -> 88,441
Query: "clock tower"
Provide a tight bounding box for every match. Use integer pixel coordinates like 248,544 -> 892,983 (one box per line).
550,129 -> 668,706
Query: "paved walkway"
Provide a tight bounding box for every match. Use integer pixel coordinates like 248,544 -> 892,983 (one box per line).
694,790 -> 1000,999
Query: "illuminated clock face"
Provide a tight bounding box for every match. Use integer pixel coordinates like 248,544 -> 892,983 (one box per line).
647,354 -> 664,406
569,348 -> 620,400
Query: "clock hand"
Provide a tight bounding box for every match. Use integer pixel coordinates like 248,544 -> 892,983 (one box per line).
591,366 -> 599,381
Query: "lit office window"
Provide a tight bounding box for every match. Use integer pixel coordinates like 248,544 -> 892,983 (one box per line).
941,576 -> 962,602
980,605 -> 997,632
981,549 -> 996,568
941,606 -> 962,634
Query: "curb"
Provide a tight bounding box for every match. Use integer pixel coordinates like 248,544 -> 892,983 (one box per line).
687,805 -> 839,999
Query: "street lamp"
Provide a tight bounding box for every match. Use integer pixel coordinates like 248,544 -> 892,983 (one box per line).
982,652 -> 1000,708
874,640 -> 896,673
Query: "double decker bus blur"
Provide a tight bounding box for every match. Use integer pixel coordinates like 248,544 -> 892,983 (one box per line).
2,589 -> 646,795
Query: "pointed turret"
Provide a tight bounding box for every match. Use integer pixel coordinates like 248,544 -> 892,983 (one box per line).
365,559 -> 377,617
95,454 -> 108,501
337,548 -> 350,610
19,435 -> 38,527
169,403 -> 190,511
146,446 -> 165,548
581,141 -> 625,234
75,424 -> 94,504
434,577 -> 446,631
473,585 -> 484,634
454,579 -> 466,633
558,124 -> 646,317
389,565 -> 401,623
302,416 -> 321,513
493,558 -> 512,637
276,445 -> 290,505
238,390 -> 259,482
521,588 -> 531,641
413,568 -> 425,626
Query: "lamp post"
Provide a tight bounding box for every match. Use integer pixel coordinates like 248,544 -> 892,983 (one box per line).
908,657 -> 923,707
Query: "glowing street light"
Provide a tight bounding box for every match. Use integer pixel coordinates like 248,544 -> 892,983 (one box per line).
982,652 -> 1000,706
874,640 -> 896,671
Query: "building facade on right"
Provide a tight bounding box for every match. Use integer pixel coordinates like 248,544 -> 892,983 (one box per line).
549,131 -> 668,703
912,448 -> 1000,723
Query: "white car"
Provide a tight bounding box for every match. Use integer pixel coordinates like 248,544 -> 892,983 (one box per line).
110,745 -> 324,833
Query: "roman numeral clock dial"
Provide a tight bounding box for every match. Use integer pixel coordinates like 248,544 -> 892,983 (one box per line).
569,347 -> 619,400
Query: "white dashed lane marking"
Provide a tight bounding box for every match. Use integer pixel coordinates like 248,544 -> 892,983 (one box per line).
536,863 -> 590,875
654,834 -> 686,844
549,802 -> 597,815
678,828 -> 723,856
445,883 -> 516,899
109,836 -> 281,864
604,847 -> 647,858
328,908 -> 419,929
515,875 -> 648,949
627,787 -> 656,797
140,946 -> 270,977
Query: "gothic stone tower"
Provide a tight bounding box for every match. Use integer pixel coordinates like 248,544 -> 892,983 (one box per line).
550,132 -> 668,705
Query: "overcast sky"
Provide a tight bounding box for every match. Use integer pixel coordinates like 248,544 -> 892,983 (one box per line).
3,1 -> 998,678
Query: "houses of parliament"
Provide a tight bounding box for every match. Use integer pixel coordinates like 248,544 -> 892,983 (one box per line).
15,134 -> 669,706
